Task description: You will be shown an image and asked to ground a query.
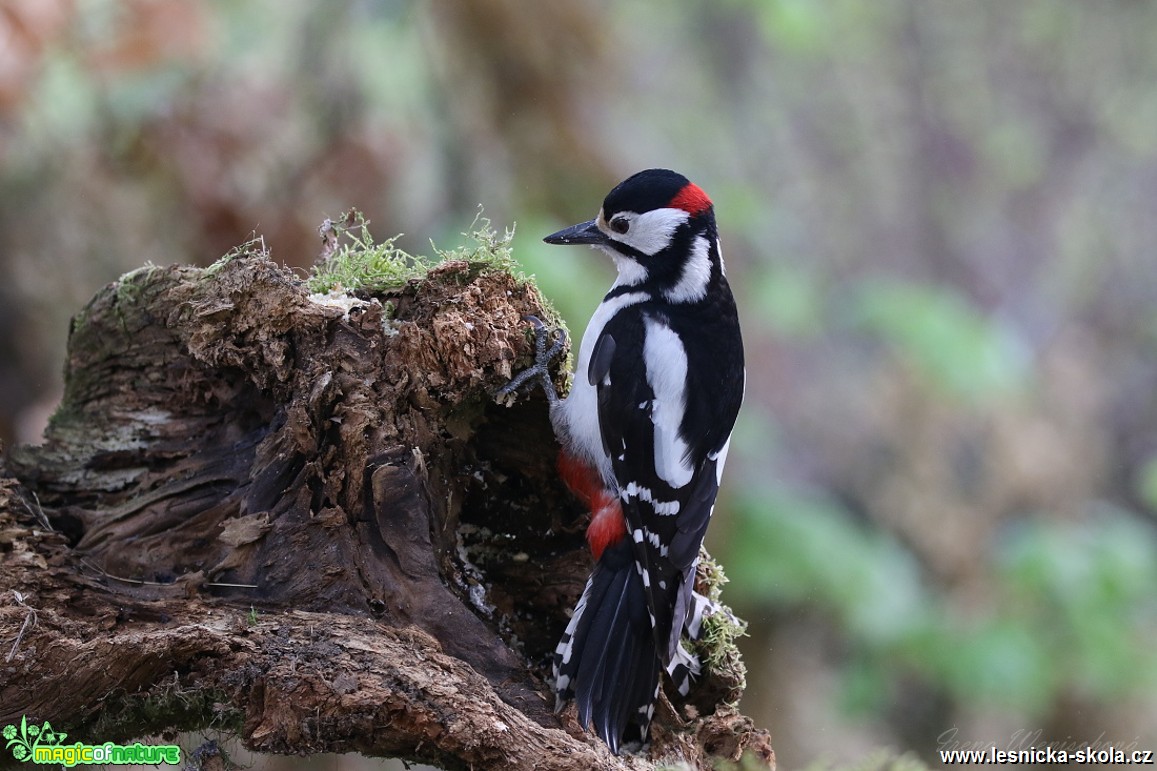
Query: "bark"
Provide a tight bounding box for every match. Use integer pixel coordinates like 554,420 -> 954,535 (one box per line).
0,250 -> 773,770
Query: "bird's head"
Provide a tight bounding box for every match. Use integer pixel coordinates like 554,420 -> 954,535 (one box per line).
544,169 -> 722,303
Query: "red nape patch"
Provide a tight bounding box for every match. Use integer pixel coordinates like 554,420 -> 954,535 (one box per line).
557,451 -> 627,560
669,182 -> 712,216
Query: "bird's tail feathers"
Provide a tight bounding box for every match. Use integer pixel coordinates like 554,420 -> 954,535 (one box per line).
553,539 -> 659,754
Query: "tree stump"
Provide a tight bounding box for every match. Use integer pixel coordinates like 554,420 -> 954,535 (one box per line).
0,245 -> 774,770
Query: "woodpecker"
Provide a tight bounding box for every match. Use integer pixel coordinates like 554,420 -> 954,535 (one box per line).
500,169 -> 744,753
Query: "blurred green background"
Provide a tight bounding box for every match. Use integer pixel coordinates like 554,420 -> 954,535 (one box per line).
2,0 -> 1156,768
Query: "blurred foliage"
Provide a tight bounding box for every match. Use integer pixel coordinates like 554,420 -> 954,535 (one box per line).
800,748 -> 932,771
2,0 -> 1157,768
726,484 -> 1157,734
852,280 -> 1031,401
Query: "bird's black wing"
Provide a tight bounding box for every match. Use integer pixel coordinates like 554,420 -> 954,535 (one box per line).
591,305 -> 738,670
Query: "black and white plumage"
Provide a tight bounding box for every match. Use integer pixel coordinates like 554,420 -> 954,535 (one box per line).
501,169 -> 744,753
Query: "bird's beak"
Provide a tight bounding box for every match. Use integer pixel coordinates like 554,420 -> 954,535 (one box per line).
543,219 -> 608,246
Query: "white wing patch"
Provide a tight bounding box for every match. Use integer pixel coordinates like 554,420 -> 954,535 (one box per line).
664,234 -> 712,304
642,317 -> 693,488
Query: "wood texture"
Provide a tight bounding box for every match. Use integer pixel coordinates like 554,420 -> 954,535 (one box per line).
0,251 -> 773,770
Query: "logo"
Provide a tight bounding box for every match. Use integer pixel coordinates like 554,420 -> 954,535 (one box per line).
3,717 -> 180,767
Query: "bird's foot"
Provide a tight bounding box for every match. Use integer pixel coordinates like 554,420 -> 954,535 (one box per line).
497,315 -> 567,404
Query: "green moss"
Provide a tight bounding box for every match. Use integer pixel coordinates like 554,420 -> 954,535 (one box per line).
432,208 -> 522,279
82,684 -> 243,744
306,208 -> 537,296
306,210 -> 427,294
205,234 -> 269,274
114,263 -> 162,297
110,263 -> 162,334
695,550 -> 749,696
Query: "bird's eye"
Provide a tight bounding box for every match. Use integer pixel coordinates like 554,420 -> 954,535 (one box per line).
609,217 -> 629,234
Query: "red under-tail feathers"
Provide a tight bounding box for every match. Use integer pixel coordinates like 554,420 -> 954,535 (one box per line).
557,451 -> 626,560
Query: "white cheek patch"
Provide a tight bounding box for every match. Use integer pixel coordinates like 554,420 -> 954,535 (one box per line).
614,207 -> 691,256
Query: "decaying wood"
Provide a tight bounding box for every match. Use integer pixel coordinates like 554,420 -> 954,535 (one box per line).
0,250 -> 773,770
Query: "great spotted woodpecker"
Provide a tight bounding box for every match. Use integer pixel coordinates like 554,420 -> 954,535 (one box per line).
500,169 -> 744,753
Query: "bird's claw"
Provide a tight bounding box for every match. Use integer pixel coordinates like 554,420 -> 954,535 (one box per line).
529,315 -> 567,364
497,315 -> 567,403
